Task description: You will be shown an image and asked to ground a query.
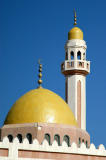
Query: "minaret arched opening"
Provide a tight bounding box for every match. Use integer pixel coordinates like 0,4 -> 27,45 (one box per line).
70,51 -> 74,60
77,51 -> 81,60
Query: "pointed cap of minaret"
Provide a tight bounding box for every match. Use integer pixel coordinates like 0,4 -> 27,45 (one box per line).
68,10 -> 83,40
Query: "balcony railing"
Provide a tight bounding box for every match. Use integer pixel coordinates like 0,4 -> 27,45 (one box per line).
61,60 -> 90,73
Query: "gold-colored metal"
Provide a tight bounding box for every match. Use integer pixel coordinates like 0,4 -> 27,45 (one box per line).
68,27 -> 83,40
38,60 -> 43,87
68,9 -> 83,40
74,9 -> 77,26
4,88 -> 78,126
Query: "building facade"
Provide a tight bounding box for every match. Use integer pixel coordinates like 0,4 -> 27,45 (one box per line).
0,12 -> 106,160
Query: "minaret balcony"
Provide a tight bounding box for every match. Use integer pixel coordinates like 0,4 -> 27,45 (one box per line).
61,60 -> 90,75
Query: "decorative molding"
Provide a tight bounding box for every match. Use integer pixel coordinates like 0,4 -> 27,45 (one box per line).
0,137 -> 106,159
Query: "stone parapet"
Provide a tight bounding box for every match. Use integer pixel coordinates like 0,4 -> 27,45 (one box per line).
0,137 -> 106,159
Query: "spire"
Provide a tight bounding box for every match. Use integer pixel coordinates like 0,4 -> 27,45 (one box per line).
74,9 -> 77,26
38,59 -> 43,88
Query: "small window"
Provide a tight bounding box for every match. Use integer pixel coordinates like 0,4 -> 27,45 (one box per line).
17,134 -> 22,143
8,135 -> 13,143
77,51 -> 81,60
63,135 -> 70,146
65,52 -> 68,60
79,138 -> 81,146
54,134 -> 60,145
71,51 -> 74,60
26,133 -> 32,144
44,133 -> 51,145
86,141 -> 88,148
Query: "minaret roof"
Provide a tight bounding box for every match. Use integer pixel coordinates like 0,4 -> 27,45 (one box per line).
68,10 -> 83,40
68,27 -> 83,40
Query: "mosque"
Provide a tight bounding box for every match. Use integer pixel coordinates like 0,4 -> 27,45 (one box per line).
0,12 -> 106,160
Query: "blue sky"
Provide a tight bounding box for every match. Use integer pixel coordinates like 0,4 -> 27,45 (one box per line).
0,0 -> 106,147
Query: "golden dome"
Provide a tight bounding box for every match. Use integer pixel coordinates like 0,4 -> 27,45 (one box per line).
68,27 -> 83,40
4,88 -> 77,127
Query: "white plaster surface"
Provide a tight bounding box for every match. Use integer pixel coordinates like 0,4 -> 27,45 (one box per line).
0,137 -> 106,159
62,38 -> 90,131
66,75 -> 86,130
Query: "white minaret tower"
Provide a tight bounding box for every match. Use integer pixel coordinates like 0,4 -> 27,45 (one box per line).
61,11 -> 90,130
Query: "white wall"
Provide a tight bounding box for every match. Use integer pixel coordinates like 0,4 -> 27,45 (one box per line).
0,137 -> 106,159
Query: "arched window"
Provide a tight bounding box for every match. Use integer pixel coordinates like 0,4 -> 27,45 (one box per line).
82,139 -> 84,143
44,133 -> 51,145
63,135 -> 70,146
79,138 -> 81,146
86,141 -> 88,148
77,51 -> 81,60
26,133 -> 32,144
8,135 -> 13,143
17,134 -> 22,143
54,134 -> 60,145
65,52 -> 68,60
70,51 -> 74,60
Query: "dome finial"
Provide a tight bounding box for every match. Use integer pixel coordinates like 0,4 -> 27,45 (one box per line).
38,59 -> 43,88
74,9 -> 77,26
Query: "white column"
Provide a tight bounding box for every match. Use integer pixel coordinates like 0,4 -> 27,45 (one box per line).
62,39 -> 90,131
66,74 -> 86,130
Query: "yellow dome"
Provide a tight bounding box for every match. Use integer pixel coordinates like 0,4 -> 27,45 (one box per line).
4,88 -> 77,127
68,27 -> 83,40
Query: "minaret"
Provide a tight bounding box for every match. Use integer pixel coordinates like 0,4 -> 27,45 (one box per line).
61,11 -> 90,130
